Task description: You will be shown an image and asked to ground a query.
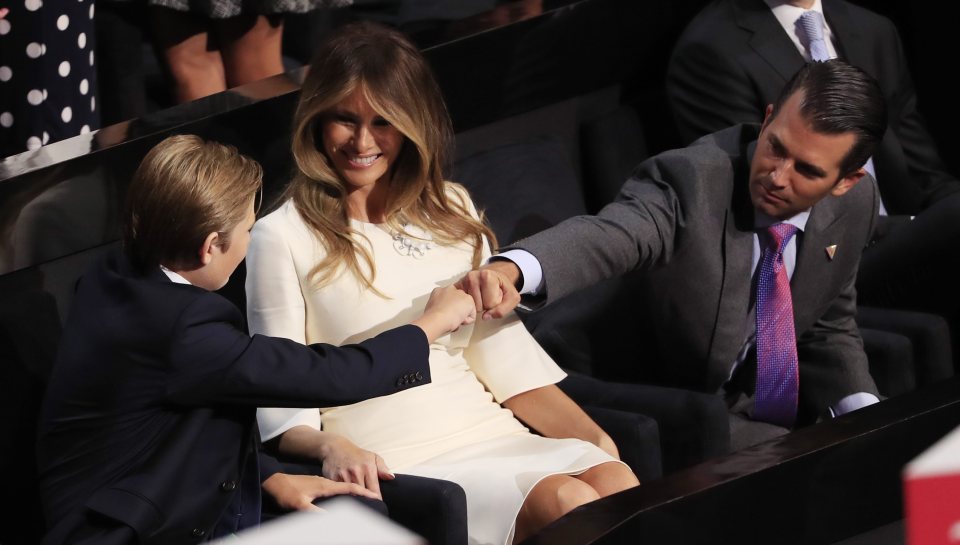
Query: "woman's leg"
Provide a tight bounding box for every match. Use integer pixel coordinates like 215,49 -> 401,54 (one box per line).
216,14 -> 285,89
513,475 -> 600,544
513,463 -> 639,543
149,7 -> 226,102
575,461 -> 640,496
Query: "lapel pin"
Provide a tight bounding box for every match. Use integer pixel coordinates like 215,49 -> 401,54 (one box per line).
825,244 -> 837,260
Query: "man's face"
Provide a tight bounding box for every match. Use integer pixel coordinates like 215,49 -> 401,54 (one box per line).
748,91 -> 865,220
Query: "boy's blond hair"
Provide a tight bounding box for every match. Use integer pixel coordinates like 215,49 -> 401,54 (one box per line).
122,134 -> 262,272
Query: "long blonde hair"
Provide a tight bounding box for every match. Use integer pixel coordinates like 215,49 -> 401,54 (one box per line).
286,21 -> 496,292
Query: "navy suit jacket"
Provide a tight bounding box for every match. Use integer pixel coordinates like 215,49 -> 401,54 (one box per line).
37,248 -> 430,544
667,0 -> 960,215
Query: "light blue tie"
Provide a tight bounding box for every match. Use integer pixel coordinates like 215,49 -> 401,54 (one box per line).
798,11 -> 830,62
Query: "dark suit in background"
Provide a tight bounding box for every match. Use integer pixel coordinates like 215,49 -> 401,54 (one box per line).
666,0 -> 960,357
509,124 -> 880,423
37,248 -> 430,544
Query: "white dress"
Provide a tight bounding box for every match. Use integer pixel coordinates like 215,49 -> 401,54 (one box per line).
246,185 -> 619,545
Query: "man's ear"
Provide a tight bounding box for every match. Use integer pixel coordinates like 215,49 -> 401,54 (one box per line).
760,103 -> 774,131
198,232 -> 219,266
831,168 -> 866,197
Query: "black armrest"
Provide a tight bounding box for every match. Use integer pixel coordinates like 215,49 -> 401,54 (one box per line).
581,405 -> 662,482
266,459 -> 467,545
560,373 -> 731,473
381,474 -> 467,545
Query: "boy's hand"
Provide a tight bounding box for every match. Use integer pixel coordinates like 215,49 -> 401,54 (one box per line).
262,472 -> 379,512
456,261 -> 522,319
412,285 -> 476,342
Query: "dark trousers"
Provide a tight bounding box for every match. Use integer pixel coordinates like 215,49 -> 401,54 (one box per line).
263,460 -> 466,545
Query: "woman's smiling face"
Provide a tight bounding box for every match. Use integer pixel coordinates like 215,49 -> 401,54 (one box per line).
320,87 -> 404,193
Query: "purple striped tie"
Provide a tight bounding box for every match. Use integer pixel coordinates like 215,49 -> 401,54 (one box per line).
754,223 -> 799,427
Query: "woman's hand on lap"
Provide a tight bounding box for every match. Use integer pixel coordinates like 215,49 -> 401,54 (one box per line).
319,433 -> 393,499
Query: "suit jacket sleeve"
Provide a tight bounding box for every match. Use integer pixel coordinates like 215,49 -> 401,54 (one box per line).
508,149 -> 694,305
163,294 -> 429,410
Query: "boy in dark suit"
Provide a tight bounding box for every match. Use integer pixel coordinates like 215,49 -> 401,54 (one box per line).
36,135 -> 476,544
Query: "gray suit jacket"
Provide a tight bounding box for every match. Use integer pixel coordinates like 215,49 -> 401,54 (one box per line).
666,0 -> 960,215
511,124 -> 880,419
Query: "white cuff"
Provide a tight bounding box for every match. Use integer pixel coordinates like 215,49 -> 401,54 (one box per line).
829,392 -> 880,418
491,249 -> 545,295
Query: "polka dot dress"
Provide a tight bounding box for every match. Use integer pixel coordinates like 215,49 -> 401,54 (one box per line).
106,0 -> 352,20
0,0 -> 98,158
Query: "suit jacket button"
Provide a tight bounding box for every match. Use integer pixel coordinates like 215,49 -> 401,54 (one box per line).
415,372 -> 423,381
396,378 -> 405,386
192,528 -> 206,538
220,480 -> 237,492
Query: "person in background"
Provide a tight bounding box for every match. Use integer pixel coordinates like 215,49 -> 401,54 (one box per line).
142,0 -> 350,103
1,0 -> 98,157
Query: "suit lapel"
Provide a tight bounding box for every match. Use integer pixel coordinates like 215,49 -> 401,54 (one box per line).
734,0 -> 806,83
790,198 -> 840,333
709,208 -> 754,373
707,145 -> 756,375
822,0 -> 870,68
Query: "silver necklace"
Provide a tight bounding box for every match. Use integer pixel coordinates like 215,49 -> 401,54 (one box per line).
387,224 -> 433,259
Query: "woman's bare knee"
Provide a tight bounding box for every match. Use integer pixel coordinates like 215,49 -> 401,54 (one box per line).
577,462 -> 640,497
514,475 -> 601,544
553,475 -> 600,513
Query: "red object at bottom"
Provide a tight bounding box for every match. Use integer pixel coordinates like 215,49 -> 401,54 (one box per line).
904,472 -> 960,545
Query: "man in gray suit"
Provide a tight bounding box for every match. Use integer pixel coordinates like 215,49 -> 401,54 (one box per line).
667,0 -> 960,374
462,60 -> 886,449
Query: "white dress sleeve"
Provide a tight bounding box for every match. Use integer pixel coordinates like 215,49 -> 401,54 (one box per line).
246,203 -> 323,441
447,182 -> 568,402
465,315 -> 567,403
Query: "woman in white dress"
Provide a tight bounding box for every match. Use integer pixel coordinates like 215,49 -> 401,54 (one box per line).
245,21 -> 639,545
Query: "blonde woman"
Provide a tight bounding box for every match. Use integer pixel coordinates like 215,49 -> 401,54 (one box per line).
246,22 -> 639,545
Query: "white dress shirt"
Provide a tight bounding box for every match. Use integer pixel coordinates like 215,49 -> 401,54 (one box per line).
161,265 -> 191,285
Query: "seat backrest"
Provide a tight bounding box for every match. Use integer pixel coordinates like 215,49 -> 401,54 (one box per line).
453,89 -> 662,380
0,251 -> 103,544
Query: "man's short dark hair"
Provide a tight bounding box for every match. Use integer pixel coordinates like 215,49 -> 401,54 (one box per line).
770,59 -> 887,177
